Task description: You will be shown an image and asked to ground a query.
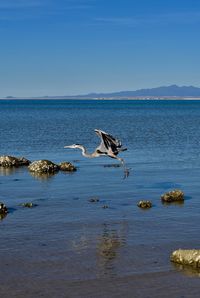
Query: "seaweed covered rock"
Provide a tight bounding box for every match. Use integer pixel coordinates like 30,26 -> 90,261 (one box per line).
28,160 -> 59,174
0,155 -> 30,167
161,189 -> 184,203
59,162 -> 77,172
0,202 -> 8,215
137,200 -> 152,209
171,249 -> 200,268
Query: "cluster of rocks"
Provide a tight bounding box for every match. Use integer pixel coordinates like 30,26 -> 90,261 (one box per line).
136,191 -> 200,271
88,197 -> 109,209
28,160 -> 76,173
0,156 -> 77,174
137,189 -> 184,209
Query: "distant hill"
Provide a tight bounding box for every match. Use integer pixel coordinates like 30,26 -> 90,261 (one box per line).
2,85 -> 200,100
79,85 -> 200,98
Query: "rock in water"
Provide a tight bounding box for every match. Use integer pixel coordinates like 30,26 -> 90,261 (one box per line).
171,249 -> 200,268
137,200 -> 152,209
59,162 -> 77,172
89,197 -> 99,203
0,202 -> 8,214
21,202 -> 37,208
161,189 -> 184,203
0,155 -> 30,167
28,160 -> 59,173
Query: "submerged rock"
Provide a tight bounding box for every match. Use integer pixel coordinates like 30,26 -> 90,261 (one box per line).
102,205 -> 109,209
0,155 -> 30,167
28,160 -> 59,173
103,164 -> 121,168
98,236 -> 121,259
161,189 -> 184,203
137,200 -> 152,209
89,197 -> 99,203
59,162 -> 77,172
171,249 -> 200,268
21,202 -> 37,208
0,202 -> 8,214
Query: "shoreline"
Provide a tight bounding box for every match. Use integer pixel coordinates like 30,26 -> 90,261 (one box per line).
1,96 -> 200,101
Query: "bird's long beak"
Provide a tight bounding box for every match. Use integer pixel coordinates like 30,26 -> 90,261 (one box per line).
64,145 -> 73,149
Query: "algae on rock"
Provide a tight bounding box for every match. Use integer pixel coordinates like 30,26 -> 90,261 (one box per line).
59,162 -> 77,172
137,200 -> 152,209
28,160 -> 59,173
171,249 -> 200,268
161,189 -> 184,203
0,155 -> 30,167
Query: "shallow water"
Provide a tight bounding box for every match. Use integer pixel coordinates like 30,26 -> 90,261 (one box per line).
0,100 -> 200,297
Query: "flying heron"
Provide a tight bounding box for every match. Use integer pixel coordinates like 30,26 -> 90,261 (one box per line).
64,129 -> 129,178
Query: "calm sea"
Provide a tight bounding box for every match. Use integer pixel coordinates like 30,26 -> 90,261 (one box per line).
0,100 -> 200,296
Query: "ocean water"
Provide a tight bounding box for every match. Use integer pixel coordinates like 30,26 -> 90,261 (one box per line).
0,99 -> 200,297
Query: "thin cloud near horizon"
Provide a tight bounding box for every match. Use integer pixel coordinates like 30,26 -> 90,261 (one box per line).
0,0 -> 94,9
94,11 -> 200,27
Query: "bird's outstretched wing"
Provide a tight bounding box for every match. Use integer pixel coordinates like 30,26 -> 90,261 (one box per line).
95,129 -> 126,155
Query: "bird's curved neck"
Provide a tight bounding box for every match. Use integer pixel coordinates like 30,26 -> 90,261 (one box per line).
78,145 -> 97,158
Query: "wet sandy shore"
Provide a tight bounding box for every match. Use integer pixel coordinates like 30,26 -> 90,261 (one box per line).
1,270 -> 200,298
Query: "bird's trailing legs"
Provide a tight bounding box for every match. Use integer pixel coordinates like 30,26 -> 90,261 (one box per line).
115,157 -> 131,179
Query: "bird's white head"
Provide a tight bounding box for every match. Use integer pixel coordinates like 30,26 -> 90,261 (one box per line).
64,144 -> 82,149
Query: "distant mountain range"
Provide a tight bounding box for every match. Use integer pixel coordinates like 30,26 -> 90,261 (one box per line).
78,85 -> 200,98
3,84 -> 200,99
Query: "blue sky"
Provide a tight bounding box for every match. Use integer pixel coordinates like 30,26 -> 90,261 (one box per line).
0,0 -> 200,96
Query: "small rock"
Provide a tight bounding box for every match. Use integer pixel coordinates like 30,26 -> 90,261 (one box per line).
59,162 -> 77,172
102,205 -> 109,209
21,202 -> 37,208
137,200 -> 152,209
0,202 -> 8,214
28,160 -> 59,173
89,197 -> 99,203
161,189 -> 184,203
171,249 -> 200,268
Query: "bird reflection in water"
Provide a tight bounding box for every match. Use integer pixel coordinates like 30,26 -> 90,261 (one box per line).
97,223 -> 127,277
